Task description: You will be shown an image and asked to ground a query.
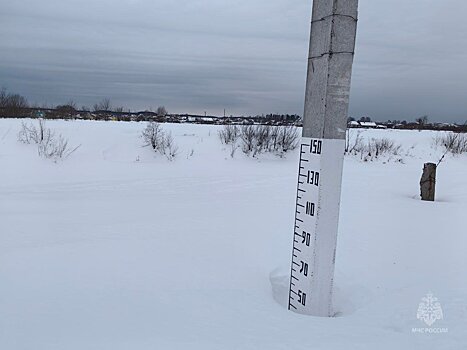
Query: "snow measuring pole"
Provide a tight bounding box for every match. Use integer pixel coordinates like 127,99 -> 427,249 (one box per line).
288,0 -> 358,317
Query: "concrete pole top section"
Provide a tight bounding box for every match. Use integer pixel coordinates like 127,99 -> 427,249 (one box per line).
313,0 -> 358,19
302,0 -> 358,140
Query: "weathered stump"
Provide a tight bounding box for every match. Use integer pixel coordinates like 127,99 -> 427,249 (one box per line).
420,163 -> 437,201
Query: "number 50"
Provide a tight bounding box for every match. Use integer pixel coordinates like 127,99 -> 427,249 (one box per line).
298,290 -> 307,306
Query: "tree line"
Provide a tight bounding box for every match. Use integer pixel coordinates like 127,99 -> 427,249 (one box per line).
0,88 -> 168,119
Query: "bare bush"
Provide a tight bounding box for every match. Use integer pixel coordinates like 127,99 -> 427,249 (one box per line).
218,125 -> 239,145
371,138 -> 402,158
240,125 -> 257,155
219,124 -> 299,157
277,126 -> 299,153
18,122 -> 38,144
142,122 -> 164,151
18,119 -> 79,160
161,132 -> 178,161
18,119 -> 50,145
141,121 -> 178,161
360,138 -> 402,161
345,131 -> 402,161
345,129 -> 363,154
254,125 -> 271,155
37,130 -> 57,158
433,132 -> 467,166
433,132 -> 467,155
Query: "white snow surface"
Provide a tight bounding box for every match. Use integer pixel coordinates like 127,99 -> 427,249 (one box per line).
0,119 -> 466,349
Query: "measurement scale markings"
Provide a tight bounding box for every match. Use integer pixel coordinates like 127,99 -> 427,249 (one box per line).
288,141 -> 315,311
288,139 -> 324,312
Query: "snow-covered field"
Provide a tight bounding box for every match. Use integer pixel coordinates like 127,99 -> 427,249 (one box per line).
0,119 -> 465,349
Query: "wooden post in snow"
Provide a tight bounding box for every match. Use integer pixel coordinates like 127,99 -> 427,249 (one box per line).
420,163 -> 437,201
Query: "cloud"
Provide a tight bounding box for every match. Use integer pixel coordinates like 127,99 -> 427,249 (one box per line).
1,0 -> 466,122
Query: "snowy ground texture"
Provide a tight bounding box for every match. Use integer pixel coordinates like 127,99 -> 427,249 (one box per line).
1,119 -> 466,350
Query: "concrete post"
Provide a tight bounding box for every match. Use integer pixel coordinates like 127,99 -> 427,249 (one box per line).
289,0 -> 358,317
303,0 -> 358,140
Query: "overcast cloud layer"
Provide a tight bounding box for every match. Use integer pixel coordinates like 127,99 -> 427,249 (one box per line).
1,0 -> 467,122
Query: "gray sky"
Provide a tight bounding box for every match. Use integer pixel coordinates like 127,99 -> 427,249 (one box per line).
1,0 -> 467,122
